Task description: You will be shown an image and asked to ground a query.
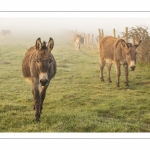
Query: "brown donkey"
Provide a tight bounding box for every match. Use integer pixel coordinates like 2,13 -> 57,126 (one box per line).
74,34 -> 84,50
22,38 -> 56,121
99,36 -> 141,87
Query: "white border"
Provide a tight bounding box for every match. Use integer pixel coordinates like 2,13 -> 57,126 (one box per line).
0,133 -> 150,138
1,12 -> 150,18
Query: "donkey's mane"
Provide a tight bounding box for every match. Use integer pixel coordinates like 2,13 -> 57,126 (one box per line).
41,41 -> 47,50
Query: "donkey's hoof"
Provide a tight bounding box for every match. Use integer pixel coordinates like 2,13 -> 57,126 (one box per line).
35,113 -> 41,122
35,118 -> 40,122
108,79 -> 112,83
100,78 -> 104,82
125,82 -> 129,86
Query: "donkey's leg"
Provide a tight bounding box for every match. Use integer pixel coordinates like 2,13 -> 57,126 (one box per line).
32,83 -> 41,121
107,63 -> 113,83
77,43 -> 79,51
115,63 -> 121,87
74,43 -> 76,50
99,58 -> 105,82
78,43 -> 80,50
123,64 -> 129,86
40,85 -> 48,114
32,89 -> 35,110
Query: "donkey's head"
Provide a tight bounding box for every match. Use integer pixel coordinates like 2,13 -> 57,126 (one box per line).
116,39 -> 141,71
35,37 -> 54,86
125,40 -> 142,71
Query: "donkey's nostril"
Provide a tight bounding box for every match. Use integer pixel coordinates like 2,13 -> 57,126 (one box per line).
40,79 -> 48,86
130,66 -> 136,71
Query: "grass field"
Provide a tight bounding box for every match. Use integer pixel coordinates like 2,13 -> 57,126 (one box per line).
0,34 -> 150,132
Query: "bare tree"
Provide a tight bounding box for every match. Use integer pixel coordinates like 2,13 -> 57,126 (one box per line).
121,25 -> 150,65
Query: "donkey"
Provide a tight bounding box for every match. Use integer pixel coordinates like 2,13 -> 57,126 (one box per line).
1,30 -> 11,36
99,36 -> 141,87
74,34 -> 84,50
22,37 -> 56,121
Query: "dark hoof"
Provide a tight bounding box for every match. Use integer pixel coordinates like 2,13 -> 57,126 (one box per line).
108,80 -> 112,83
35,118 -> 40,122
100,77 -> 104,82
100,79 -> 104,82
35,113 -> 40,122
125,82 -> 129,86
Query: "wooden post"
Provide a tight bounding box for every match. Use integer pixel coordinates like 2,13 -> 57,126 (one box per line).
72,31 -> 73,40
125,27 -> 128,42
132,35 -> 135,45
74,31 -> 76,37
87,34 -> 90,48
69,30 -> 71,38
146,31 -> 148,37
98,29 -> 101,51
101,29 -> 104,38
142,31 -> 147,41
98,29 -> 101,38
91,34 -> 94,50
113,29 -> 116,38
86,34 -> 88,49
83,33 -> 86,46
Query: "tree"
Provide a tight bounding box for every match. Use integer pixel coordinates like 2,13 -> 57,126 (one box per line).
121,25 -> 150,65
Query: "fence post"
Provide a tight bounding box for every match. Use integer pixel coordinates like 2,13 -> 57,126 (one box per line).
98,29 -> 101,51
102,29 -> 104,37
125,27 -> 128,42
83,33 -> 86,46
87,34 -> 90,48
86,34 -> 88,49
132,35 -> 135,45
92,34 -> 94,50
113,29 -> 116,38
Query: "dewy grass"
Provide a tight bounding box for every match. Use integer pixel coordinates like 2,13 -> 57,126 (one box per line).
0,35 -> 150,132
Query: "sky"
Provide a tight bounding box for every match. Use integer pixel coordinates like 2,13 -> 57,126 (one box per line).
0,17 -> 150,38
1,1 -> 150,38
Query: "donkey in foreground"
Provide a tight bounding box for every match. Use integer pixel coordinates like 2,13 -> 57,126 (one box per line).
99,36 -> 141,87
22,38 -> 56,121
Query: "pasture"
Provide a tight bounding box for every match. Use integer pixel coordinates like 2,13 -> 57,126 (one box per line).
0,33 -> 150,132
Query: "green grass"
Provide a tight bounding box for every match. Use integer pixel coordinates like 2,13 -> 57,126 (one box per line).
0,35 -> 150,132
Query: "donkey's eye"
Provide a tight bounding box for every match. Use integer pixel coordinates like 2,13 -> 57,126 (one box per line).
37,59 -> 40,63
127,53 -> 129,55
49,59 -> 52,63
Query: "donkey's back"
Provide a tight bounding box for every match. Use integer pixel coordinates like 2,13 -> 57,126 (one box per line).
99,36 -> 119,61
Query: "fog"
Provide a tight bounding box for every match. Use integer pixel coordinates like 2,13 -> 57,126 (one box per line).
0,17 -> 150,38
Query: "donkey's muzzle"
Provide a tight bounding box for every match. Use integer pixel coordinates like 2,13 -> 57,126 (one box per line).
40,79 -> 48,86
130,66 -> 136,71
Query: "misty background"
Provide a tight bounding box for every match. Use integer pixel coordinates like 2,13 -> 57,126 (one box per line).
0,17 -> 150,40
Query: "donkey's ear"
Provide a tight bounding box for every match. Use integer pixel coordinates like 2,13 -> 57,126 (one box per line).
47,37 -> 54,52
36,38 -> 42,50
134,40 -> 142,49
120,40 -> 128,48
